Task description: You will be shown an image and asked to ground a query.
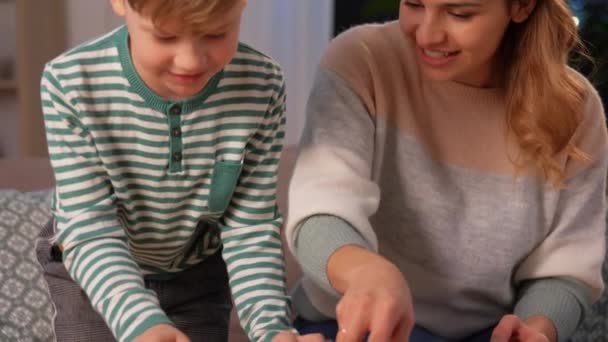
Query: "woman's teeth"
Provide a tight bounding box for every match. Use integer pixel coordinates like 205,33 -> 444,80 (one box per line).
423,49 -> 452,58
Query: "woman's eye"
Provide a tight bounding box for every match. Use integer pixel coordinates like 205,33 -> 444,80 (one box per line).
450,12 -> 474,19
404,1 -> 424,8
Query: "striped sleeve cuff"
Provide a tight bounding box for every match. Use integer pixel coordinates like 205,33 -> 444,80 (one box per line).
222,218 -> 294,341
99,286 -> 173,342
236,298 -> 294,341
121,310 -> 174,342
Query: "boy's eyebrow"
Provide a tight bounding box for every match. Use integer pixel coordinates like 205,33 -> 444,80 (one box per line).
144,20 -> 237,36
145,26 -> 167,35
205,18 -> 240,32
140,22 -> 171,35
205,23 -> 233,33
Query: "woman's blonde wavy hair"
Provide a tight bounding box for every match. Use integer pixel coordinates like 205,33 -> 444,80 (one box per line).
502,0 -> 590,186
127,0 -> 242,33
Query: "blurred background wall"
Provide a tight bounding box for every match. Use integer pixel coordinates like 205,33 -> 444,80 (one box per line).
0,0 -> 605,160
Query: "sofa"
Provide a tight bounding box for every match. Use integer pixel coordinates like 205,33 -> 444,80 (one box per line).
0,149 -> 606,341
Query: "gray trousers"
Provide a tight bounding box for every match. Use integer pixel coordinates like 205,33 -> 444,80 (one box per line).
36,219 -> 232,342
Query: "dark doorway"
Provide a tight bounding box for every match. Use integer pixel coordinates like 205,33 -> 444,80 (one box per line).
333,0 -> 399,36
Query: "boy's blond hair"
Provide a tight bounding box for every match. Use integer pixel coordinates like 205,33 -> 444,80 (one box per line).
127,0 -> 242,32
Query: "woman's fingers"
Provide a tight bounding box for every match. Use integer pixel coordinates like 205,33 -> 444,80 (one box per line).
331,251 -> 414,342
367,298 -> 408,342
336,288 -> 414,342
390,316 -> 414,342
491,315 -> 521,342
336,294 -> 373,342
513,320 -> 551,342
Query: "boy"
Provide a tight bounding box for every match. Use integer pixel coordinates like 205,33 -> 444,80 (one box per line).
36,1 -> 320,341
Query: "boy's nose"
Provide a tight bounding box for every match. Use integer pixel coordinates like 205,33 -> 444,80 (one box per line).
174,44 -> 208,73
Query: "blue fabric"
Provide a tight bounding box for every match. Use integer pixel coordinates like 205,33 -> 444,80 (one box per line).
294,318 -> 340,339
294,318 -> 494,342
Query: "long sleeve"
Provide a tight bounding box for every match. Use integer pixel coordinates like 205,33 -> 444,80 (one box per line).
513,82 -> 608,342
220,84 -> 294,342
514,277 -> 592,342
285,25 -> 384,265
286,68 -> 380,274
42,64 -> 172,342
284,68 -> 382,318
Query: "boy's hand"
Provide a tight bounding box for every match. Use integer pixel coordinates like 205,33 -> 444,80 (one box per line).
491,315 -> 556,342
133,324 -> 191,342
272,331 -> 326,342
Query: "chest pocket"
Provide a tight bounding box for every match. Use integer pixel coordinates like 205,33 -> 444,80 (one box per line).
208,159 -> 243,217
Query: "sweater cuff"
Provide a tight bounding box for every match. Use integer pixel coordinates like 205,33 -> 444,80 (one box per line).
513,277 -> 592,342
294,215 -> 371,294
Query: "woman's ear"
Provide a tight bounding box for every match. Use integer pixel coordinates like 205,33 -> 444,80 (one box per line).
510,0 -> 537,23
110,0 -> 127,17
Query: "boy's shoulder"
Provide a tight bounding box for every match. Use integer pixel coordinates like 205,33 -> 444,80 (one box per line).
228,42 -> 284,81
46,26 -> 124,69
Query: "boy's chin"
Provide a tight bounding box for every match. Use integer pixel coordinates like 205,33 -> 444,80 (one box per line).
166,86 -> 207,100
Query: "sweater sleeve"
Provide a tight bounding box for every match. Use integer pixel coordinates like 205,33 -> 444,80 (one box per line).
41,64 -> 172,342
219,83 -> 295,342
285,67 -> 381,300
514,277 -> 592,342
513,81 -> 608,341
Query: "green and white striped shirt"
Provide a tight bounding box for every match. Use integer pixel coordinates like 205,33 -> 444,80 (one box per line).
42,26 -> 290,342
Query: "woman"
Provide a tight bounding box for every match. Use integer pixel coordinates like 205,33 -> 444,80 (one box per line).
285,0 -> 607,341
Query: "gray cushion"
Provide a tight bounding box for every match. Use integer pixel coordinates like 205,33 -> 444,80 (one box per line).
0,190 -> 54,342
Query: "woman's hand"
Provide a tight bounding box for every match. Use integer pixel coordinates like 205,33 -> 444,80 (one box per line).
272,331 -> 327,342
133,324 -> 191,342
328,245 -> 415,342
491,315 -> 556,342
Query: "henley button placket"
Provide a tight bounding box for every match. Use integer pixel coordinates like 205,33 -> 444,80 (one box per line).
168,104 -> 184,173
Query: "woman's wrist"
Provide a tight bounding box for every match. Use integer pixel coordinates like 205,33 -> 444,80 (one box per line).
524,315 -> 557,342
326,244 -> 397,293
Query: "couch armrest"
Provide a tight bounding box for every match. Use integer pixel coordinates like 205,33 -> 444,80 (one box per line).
0,157 -> 55,191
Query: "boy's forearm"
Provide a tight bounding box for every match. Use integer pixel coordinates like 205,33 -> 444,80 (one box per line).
221,219 -> 294,341
52,194 -> 170,342
62,238 -> 172,342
